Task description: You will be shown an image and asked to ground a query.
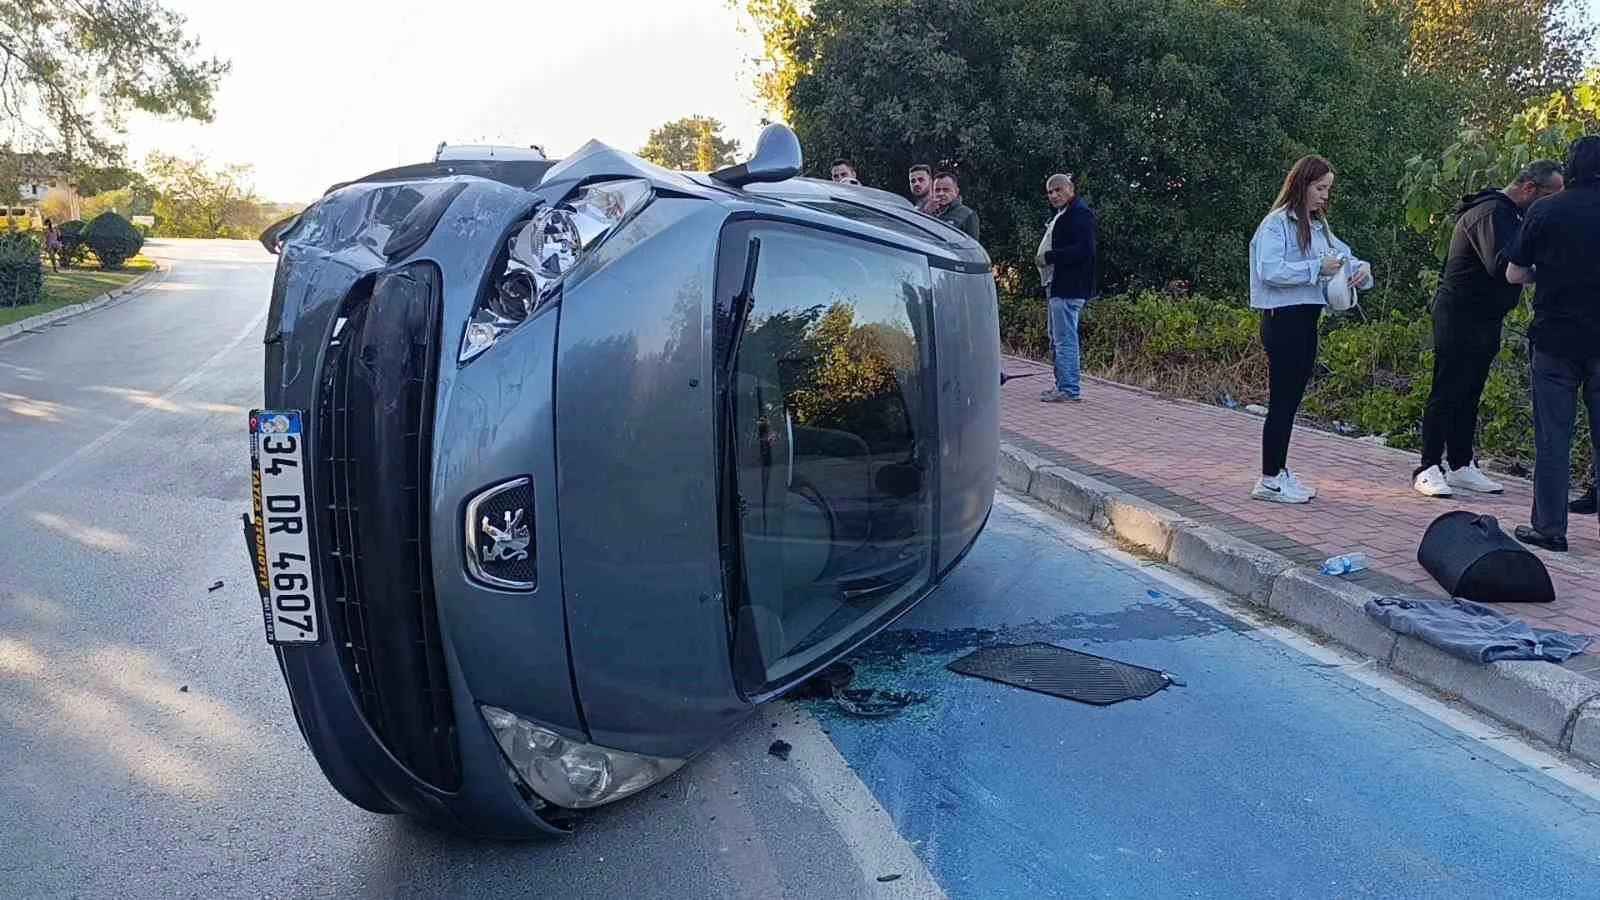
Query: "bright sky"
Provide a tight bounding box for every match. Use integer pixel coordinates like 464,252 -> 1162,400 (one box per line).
123,0 -> 771,203
121,0 -> 1600,204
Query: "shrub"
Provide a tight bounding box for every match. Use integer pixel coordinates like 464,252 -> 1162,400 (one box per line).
1303,316 -> 1431,447
84,212 -> 145,270
0,231 -> 43,307
56,219 -> 91,268
1077,291 -> 1264,407
998,290 -> 1050,358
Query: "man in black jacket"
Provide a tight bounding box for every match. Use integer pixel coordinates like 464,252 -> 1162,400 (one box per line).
1412,159 -> 1564,498
1036,173 -> 1097,402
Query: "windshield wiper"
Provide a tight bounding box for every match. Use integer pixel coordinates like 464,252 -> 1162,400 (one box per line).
718,236 -> 764,689
722,237 -> 762,374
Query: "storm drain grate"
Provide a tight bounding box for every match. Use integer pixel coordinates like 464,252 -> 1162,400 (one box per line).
947,643 -> 1174,705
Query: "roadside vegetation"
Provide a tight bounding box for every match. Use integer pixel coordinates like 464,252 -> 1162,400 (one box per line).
745,0 -> 1598,477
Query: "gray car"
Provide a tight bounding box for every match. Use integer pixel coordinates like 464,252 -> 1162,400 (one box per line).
246,125 -> 999,837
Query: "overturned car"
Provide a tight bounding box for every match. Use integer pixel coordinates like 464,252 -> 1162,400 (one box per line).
245,125 -> 999,837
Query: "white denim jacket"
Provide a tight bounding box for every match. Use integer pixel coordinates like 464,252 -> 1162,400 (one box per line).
1248,208 -> 1373,310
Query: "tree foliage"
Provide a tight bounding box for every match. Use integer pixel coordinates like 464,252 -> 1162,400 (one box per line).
639,115 -> 741,170
1393,0 -> 1593,128
0,1 -> 227,161
745,0 -> 1463,306
739,0 -> 812,120
73,164 -> 143,197
1402,69 -> 1600,257
143,152 -> 259,238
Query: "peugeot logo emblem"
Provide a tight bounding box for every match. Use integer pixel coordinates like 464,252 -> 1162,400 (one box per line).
480,508 -> 530,563
464,477 -> 536,590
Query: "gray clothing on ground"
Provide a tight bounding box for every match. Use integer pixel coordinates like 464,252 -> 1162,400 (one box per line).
1365,596 -> 1593,663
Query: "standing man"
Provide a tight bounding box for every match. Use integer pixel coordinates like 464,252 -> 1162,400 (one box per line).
931,171 -> 979,240
1413,160 -> 1565,498
830,158 -> 859,183
1505,136 -> 1600,552
1036,173 -> 1097,403
908,164 -> 935,212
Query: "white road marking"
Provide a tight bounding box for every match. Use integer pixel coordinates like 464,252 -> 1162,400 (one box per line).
765,705 -> 946,898
997,491 -> 1600,802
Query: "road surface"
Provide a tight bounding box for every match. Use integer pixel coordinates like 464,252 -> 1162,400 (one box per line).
2,240 -> 1597,899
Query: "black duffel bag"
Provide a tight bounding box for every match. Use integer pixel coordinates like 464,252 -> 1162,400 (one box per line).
1417,511 -> 1555,604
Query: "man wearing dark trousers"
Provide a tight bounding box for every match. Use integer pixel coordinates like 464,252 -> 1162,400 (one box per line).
1573,468 -> 1597,514
1413,160 -> 1564,498
1506,136 -> 1600,552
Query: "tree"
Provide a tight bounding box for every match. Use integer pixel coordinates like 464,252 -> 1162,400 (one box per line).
73,165 -> 143,197
144,152 -> 259,238
639,116 -> 741,170
38,187 -> 76,223
0,1 -> 228,161
739,0 -> 812,120
1402,69 -> 1600,257
1394,0 -> 1593,129
744,0 -> 1461,306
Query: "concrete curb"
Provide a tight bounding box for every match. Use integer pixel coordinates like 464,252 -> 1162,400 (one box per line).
999,441 -> 1600,767
0,265 -> 164,344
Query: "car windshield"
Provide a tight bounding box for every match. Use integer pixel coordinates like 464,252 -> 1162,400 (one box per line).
725,224 -> 937,685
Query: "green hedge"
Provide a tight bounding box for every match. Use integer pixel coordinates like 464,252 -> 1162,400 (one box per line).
0,232 -> 42,307
84,212 -> 144,270
54,219 -> 91,268
1002,290 -> 1588,479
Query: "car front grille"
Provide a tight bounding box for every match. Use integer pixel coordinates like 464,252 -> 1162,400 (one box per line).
316,262 -> 461,791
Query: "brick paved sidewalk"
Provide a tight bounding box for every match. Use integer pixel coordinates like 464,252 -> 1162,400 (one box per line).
1000,355 -> 1600,679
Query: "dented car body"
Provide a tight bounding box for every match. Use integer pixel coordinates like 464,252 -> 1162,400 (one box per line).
248,126 -> 999,836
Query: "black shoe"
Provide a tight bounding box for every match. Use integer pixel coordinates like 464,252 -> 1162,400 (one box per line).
1514,525 -> 1568,553
1572,486 -> 1597,516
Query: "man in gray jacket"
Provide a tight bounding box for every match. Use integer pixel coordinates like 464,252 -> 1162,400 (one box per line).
930,171 -> 979,240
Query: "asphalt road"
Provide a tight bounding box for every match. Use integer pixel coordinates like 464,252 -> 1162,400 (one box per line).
3,240 -> 1598,899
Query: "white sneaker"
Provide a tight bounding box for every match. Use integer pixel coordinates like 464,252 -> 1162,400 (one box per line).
1252,473 -> 1311,504
1413,465 -> 1453,498
1446,462 -> 1503,494
1282,468 -> 1316,499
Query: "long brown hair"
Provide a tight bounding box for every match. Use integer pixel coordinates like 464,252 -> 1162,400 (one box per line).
1270,155 -> 1334,252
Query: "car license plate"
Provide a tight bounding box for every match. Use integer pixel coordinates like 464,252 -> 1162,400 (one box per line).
249,410 -> 321,645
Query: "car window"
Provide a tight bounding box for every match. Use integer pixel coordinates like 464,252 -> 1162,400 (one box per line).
728,224 -> 936,684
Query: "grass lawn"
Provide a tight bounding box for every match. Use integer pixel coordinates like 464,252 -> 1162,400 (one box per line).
0,256 -> 157,327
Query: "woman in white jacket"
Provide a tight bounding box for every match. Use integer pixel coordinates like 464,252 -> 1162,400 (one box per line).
1248,155 -> 1374,503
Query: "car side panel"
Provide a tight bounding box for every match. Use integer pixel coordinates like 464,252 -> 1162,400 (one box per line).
553,198 -> 750,759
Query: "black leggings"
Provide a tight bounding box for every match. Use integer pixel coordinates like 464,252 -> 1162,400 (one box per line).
1260,304 -> 1321,477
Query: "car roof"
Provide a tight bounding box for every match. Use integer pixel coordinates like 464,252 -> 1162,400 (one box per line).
324,159 -> 558,195
317,143 -> 986,266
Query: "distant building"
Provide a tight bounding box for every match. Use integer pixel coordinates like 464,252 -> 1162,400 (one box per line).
12,153 -> 69,205
0,152 -> 76,224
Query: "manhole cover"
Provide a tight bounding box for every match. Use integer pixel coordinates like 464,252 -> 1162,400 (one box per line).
947,642 -> 1174,705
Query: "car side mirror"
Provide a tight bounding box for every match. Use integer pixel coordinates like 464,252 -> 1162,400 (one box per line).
711,123 -> 802,188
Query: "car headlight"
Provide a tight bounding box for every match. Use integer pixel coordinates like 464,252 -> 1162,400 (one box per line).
481,705 -> 684,809
459,178 -> 652,362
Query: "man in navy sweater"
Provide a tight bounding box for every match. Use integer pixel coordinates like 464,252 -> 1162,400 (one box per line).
1036,173 -> 1098,402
